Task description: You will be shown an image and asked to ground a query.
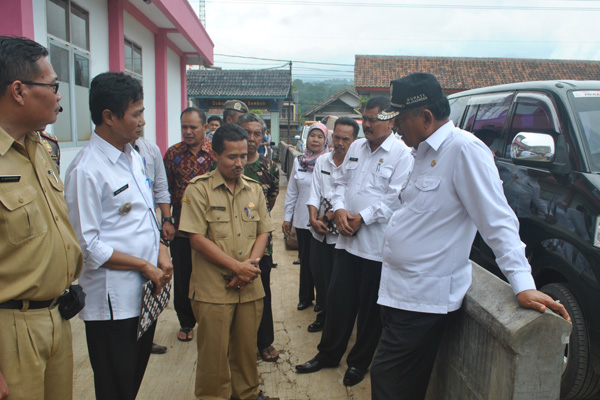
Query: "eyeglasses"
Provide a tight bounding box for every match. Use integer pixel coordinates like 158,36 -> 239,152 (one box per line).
20,81 -> 60,94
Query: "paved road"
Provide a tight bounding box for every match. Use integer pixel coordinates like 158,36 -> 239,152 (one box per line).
72,171 -> 371,400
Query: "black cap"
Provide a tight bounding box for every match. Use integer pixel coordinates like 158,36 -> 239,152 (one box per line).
377,73 -> 445,120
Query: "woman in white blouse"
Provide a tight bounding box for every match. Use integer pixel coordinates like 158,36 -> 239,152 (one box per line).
283,122 -> 330,311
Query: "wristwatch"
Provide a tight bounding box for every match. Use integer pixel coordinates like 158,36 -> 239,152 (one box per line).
162,216 -> 175,225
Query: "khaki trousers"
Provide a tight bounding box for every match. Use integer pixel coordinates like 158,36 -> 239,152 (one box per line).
0,306 -> 73,400
192,299 -> 263,400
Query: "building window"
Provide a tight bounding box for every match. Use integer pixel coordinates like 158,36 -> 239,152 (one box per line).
46,0 -> 92,145
124,38 -> 143,80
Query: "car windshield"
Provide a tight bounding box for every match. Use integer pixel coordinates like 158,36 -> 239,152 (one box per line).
569,90 -> 600,172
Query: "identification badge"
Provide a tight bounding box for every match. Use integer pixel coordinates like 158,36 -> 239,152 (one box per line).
119,201 -> 133,215
0,175 -> 21,183
298,168 -> 307,172
114,184 -> 129,196
209,206 -> 226,211
349,157 -> 359,162
320,170 -> 331,175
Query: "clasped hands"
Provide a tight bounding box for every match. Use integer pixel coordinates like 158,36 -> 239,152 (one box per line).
335,209 -> 362,237
227,258 -> 262,291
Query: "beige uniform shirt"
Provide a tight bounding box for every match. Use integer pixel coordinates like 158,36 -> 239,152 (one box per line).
179,169 -> 273,304
0,128 -> 82,303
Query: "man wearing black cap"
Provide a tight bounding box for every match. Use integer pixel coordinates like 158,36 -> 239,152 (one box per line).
223,99 -> 249,124
370,73 -> 571,400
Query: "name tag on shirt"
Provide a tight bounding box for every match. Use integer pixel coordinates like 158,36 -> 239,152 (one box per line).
320,170 -> 331,175
349,157 -> 359,162
0,175 -> 20,183
298,168 -> 307,172
209,206 -> 226,211
113,184 -> 129,196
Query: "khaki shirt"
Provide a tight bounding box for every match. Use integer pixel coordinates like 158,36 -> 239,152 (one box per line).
0,128 -> 83,303
179,169 -> 273,304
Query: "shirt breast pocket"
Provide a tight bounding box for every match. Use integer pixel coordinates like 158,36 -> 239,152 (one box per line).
369,165 -> 394,191
407,176 -> 442,214
295,170 -> 308,181
0,185 -> 48,244
241,209 -> 261,239
205,210 -> 231,239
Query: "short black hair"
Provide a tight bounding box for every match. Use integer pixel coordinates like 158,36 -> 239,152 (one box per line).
365,96 -> 391,113
334,117 -> 360,138
212,123 -> 248,155
0,36 -> 49,96
89,72 -> 143,125
208,115 -> 222,125
181,107 -> 206,124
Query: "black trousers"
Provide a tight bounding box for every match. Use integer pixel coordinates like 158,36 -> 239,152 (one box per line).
315,249 -> 382,371
309,237 -> 337,324
296,228 -> 315,305
171,236 -> 196,329
85,317 -> 156,400
257,254 -> 274,350
370,307 -> 451,400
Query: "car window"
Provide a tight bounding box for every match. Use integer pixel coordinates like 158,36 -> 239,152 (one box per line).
569,90 -> 600,172
504,95 -> 559,158
464,94 -> 513,156
448,96 -> 468,127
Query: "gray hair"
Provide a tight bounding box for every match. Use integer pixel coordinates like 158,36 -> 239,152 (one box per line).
236,112 -> 267,134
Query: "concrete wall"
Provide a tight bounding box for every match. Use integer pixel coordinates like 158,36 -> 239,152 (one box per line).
426,264 -> 572,400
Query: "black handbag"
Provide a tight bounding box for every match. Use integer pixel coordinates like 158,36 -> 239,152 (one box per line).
57,284 -> 86,320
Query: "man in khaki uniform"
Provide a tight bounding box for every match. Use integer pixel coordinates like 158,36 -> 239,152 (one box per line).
179,123 -> 275,400
0,36 -> 83,400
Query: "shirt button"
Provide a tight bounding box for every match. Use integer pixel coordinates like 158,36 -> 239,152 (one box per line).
238,250 -> 242,255
217,216 -> 221,220
235,216 -> 238,218
392,222 -> 395,226
18,197 -> 24,203
237,232 -> 241,236
55,216 -> 59,221
67,244 -> 71,249
385,241 -> 389,246
423,183 -> 428,188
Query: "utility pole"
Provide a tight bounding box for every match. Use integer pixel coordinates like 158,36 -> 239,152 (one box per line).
288,61 -> 292,143
198,0 -> 206,26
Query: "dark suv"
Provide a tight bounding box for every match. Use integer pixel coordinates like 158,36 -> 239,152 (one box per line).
448,81 -> 600,399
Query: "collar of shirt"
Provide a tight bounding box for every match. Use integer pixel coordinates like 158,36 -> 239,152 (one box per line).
181,137 -> 211,157
362,132 -> 397,154
210,167 -> 251,195
421,120 -> 455,153
0,127 -> 41,156
90,132 -> 132,164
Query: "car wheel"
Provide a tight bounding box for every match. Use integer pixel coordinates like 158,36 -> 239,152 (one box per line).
540,283 -> 600,399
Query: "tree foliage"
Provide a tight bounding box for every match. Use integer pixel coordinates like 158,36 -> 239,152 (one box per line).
293,78 -> 354,121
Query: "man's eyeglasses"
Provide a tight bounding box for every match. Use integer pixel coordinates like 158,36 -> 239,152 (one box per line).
20,81 -> 60,94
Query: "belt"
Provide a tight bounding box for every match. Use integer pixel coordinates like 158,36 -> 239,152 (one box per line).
0,299 -> 58,310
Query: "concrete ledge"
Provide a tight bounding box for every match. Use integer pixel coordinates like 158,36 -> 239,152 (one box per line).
426,263 -> 572,400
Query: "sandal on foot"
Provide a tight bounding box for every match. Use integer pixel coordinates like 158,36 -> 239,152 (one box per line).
177,327 -> 193,342
260,345 -> 279,362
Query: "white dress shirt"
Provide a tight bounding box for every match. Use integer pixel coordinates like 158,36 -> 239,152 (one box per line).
332,134 -> 414,262
134,137 -> 170,206
379,121 -> 536,314
306,152 -> 342,245
284,157 -> 316,230
65,133 -> 160,321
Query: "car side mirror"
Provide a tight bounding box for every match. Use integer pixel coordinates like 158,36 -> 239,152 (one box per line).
511,132 -> 555,165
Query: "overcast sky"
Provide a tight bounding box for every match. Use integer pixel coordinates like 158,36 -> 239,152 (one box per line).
189,0 -> 600,81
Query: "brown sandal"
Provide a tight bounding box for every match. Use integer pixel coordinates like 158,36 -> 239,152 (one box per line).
260,345 -> 279,362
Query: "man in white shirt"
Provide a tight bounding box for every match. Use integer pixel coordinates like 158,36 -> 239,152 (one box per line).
370,73 -> 570,400
295,97 -> 414,388
305,117 -> 359,333
65,72 -> 173,400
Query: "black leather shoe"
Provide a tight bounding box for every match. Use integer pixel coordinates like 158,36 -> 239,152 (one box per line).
343,366 -> 366,386
313,304 -> 323,312
256,391 -> 278,400
307,320 -> 324,332
297,301 -> 312,311
295,358 -> 328,373
151,343 -> 167,354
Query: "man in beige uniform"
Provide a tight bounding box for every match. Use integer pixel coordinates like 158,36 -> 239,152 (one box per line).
0,36 -> 83,400
179,123 -> 275,400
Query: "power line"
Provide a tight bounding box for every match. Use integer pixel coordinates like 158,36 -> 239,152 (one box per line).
214,53 -> 353,67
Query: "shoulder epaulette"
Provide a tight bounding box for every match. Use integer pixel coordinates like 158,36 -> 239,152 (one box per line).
39,131 -> 58,143
189,171 -> 212,183
241,174 -> 259,184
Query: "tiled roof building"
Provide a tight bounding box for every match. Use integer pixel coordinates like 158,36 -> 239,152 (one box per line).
355,55 -> 600,96
187,69 -> 291,98
302,89 -> 361,121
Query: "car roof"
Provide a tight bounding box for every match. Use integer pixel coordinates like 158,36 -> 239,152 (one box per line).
448,80 -> 600,99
